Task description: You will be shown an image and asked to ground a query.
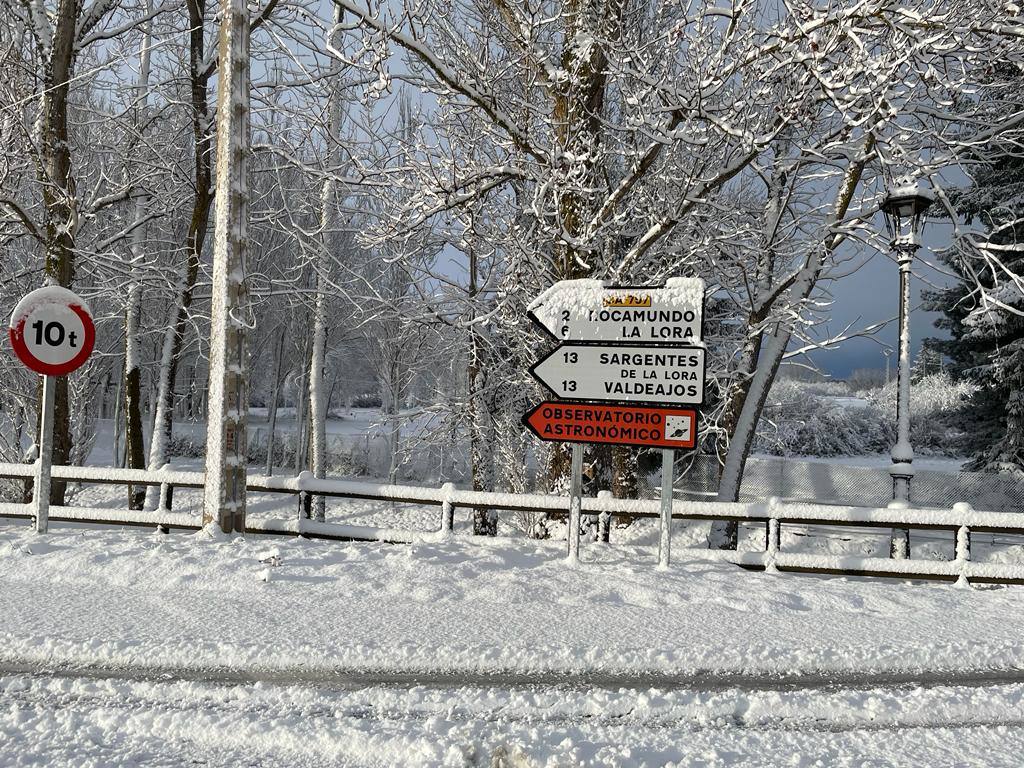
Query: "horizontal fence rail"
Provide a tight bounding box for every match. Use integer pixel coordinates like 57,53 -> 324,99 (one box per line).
2,463 -> 1024,584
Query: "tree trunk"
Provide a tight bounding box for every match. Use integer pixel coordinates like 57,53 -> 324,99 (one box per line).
148,0 -> 213,485
36,0 -> 82,505
112,369 -> 124,468
293,366 -> 308,474
707,330 -> 763,547
543,0 -> 619,490
466,246 -> 496,534
709,136 -> 875,548
384,355 -> 403,484
124,287 -> 147,509
127,7 -> 154,509
308,5 -> 345,521
265,326 -> 285,476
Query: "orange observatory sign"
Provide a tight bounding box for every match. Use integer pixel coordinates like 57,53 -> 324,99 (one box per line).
522,402 -> 696,450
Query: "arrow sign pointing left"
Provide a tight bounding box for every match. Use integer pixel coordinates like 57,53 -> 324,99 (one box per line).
527,278 -> 704,342
529,344 -> 706,406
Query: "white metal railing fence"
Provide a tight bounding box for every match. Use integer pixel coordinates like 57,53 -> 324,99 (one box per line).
2,462 -> 1024,584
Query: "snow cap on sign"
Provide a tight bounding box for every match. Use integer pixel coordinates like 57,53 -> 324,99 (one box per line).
528,278 -> 705,343
528,278 -> 704,313
10,285 -> 93,329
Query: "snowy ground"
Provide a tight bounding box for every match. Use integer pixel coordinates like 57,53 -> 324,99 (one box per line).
4,521 -> 1024,765
7,670 -> 1024,767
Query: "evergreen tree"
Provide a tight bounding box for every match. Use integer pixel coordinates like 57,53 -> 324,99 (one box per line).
924,69 -> 1024,470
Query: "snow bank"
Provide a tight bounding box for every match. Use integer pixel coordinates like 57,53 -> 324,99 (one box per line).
3,527 -> 1024,686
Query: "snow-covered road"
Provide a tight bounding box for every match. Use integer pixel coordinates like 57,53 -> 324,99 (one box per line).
4,522 -> 1024,764
5,670 -> 1024,766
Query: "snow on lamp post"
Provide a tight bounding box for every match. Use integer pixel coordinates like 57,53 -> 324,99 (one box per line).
880,176 -> 933,559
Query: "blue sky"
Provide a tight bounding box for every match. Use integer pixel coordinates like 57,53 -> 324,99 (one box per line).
805,221 -> 954,379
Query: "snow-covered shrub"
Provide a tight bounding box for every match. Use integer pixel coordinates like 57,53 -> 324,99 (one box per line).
243,433 -> 293,468
756,382 -> 892,457
350,393 -> 382,408
864,371 -> 977,418
167,434 -> 204,458
863,372 -> 977,456
755,373 -> 971,458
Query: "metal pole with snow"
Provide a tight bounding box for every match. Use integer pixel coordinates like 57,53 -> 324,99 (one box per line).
879,176 -> 933,560
8,287 -> 96,534
203,0 -> 250,534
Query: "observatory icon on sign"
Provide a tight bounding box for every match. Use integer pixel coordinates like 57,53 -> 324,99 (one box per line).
664,414 -> 692,442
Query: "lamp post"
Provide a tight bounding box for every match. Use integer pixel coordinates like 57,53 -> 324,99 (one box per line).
879,176 -> 933,559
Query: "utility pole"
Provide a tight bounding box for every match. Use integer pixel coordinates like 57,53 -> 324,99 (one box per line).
203,0 -> 250,533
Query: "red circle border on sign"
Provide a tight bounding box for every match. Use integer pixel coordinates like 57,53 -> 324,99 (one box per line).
9,302 -> 96,376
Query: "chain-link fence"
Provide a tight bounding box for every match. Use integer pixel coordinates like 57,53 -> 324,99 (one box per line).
674,454 -> 1024,514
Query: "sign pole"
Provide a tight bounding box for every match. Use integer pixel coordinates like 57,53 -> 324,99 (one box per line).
658,448 -> 674,568
8,286 -> 95,536
34,374 -> 56,534
567,443 -> 584,562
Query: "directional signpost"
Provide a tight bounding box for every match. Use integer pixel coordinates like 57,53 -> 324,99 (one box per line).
528,278 -> 704,342
8,286 -> 96,534
529,344 -> 705,405
523,403 -> 696,450
525,278 -> 706,566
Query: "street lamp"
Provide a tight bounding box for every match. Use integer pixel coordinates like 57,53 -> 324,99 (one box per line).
880,176 -> 933,559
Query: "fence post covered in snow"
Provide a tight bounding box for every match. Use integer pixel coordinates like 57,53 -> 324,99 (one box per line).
597,490 -> 612,543
765,500 -> 781,573
202,0 -> 250,534
954,504 -> 972,583
440,482 -> 456,534
158,463 -> 173,513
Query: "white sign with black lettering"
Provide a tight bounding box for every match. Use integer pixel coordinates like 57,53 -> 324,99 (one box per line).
529,344 -> 706,406
528,278 -> 704,343
8,286 -> 95,376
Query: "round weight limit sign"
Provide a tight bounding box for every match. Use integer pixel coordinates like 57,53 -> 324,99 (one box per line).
9,286 -> 95,376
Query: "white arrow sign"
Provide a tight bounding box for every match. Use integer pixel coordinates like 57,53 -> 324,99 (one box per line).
528,278 -> 705,343
529,344 -> 706,405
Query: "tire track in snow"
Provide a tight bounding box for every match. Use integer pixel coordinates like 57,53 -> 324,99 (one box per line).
4,668 -> 1024,735
4,659 -> 1024,694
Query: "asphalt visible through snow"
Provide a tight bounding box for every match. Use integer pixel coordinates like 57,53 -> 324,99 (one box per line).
7,660 -> 1024,766
4,659 -> 1024,693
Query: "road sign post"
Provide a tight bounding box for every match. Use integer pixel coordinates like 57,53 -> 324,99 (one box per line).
523,403 -> 696,450
658,449 -> 674,568
567,443 -> 584,562
34,374 -> 57,533
529,344 -> 705,406
524,278 -> 706,565
8,287 -> 96,534
528,279 -> 704,342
